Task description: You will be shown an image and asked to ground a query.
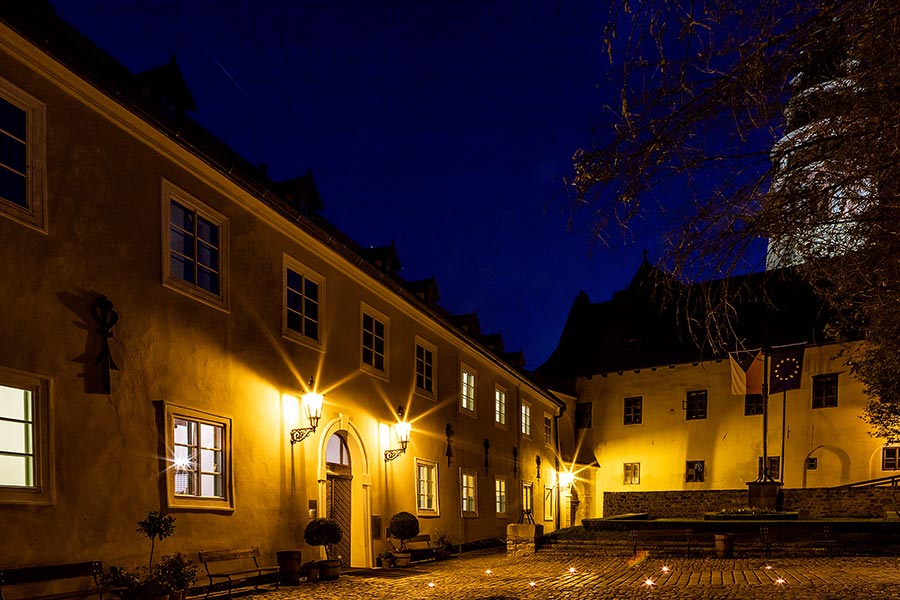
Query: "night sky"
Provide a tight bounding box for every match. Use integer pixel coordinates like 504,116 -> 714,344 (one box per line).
52,1 -> 665,367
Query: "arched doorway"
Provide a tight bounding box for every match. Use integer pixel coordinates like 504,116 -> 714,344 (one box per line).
316,416 -> 372,568
326,433 -> 352,568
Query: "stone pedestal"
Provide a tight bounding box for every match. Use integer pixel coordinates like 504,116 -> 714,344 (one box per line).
747,481 -> 783,510
506,523 -> 544,556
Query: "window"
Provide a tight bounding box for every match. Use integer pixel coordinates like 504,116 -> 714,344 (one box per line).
624,396 -> 642,425
520,401 -> 531,436
624,462 -> 640,485
460,366 -> 476,413
414,339 -> 436,396
461,469 -> 477,516
812,374 -> 839,408
283,256 -> 323,347
806,457 -> 818,470
416,459 -> 438,514
495,478 -> 507,515
165,404 -> 232,511
758,456 -> 781,480
685,390 -> 708,420
0,368 -> 50,505
0,77 -> 46,232
883,447 -> 900,471
686,460 -> 705,483
574,402 -> 592,429
494,386 -> 507,426
162,180 -> 228,308
522,482 -> 533,513
543,413 -> 553,445
745,394 -> 764,416
543,486 -> 554,521
360,305 -> 389,376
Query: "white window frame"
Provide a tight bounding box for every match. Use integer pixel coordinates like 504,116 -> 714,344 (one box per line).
494,385 -> 507,428
161,179 -> 229,310
282,254 -> 325,350
522,481 -> 534,513
461,468 -> 478,517
360,303 -> 390,379
0,367 -> 51,505
0,76 -> 46,233
164,403 -> 233,512
520,400 -> 531,437
624,462 -> 640,485
543,412 -> 553,446
543,486 -> 555,522
460,364 -> 476,416
414,337 -> 437,398
415,458 -> 439,516
495,477 -> 507,516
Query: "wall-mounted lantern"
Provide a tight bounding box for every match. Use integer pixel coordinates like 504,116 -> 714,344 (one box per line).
290,377 -> 324,445
384,407 -> 411,462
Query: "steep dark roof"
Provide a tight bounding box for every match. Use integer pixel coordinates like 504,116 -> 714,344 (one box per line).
134,55 -> 197,115
535,263 -> 833,383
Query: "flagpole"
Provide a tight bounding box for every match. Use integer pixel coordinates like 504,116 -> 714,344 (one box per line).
762,348 -> 769,481
781,387 -> 787,484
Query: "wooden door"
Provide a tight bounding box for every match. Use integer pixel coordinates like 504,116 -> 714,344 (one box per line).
326,474 -> 352,568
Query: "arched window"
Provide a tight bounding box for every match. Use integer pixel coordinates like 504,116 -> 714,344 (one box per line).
326,433 -> 351,473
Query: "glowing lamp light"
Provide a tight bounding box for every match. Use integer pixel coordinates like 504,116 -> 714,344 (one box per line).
775,578 -> 786,585
385,409 -> 412,462
643,578 -> 656,587
559,471 -> 575,489
289,378 -> 324,445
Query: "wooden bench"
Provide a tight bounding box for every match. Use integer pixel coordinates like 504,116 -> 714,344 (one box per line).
0,562 -> 117,600
198,548 -> 278,599
761,525 -> 836,558
388,535 -> 435,563
631,529 -> 693,557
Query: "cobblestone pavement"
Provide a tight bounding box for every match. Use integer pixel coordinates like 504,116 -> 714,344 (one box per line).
259,550 -> 900,599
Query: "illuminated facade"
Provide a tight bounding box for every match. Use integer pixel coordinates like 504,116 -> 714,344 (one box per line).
0,6 -> 562,569
539,263 -> 891,518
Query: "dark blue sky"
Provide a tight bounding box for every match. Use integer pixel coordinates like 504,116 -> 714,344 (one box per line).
53,1 -> 663,367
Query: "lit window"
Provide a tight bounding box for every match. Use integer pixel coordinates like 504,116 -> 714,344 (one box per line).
543,413 -> 552,445
460,367 -> 476,413
416,459 -> 438,514
495,478 -> 507,515
685,390 -> 707,420
284,258 -> 322,345
415,340 -> 435,395
758,456 -> 781,480
162,180 -> 228,308
575,402 -> 592,429
624,462 -> 640,485
543,486 -> 554,521
165,404 -> 232,511
624,396 -> 642,425
0,77 -> 46,231
744,394 -> 764,416
883,447 -> 900,471
461,469 -> 477,516
812,374 -> 838,408
522,482 -> 533,512
494,387 -> 506,425
685,460 -> 705,483
521,402 -> 531,436
0,369 -> 50,505
360,306 -> 389,376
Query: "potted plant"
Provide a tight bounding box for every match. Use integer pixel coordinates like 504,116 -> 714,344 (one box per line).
387,511 -> 419,567
155,553 -> 197,600
299,561 -> 320,583
376,550 -> 394,569
431,529 -> 453,561
101,511 -> 178,600
303,518 -> 342,580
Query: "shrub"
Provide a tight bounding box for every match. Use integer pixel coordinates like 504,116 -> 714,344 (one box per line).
387,511 -> 420,551
304,518 -> 342,559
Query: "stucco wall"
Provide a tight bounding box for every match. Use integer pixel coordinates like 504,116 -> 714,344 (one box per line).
604,487 -> 900,519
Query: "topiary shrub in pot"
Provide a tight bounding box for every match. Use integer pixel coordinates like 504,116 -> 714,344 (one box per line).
303,518 -> 342,580
387,511 -> 419,567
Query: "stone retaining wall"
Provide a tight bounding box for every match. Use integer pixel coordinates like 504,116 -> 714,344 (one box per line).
603,487 -> 899,519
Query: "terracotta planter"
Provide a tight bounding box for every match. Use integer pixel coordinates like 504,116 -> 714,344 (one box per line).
318,559 -> 341,580
305,567 -> 320,583
392,552 -> 412,567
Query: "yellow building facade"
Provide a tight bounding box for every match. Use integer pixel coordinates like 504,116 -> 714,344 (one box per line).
0,7 -> 562,569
